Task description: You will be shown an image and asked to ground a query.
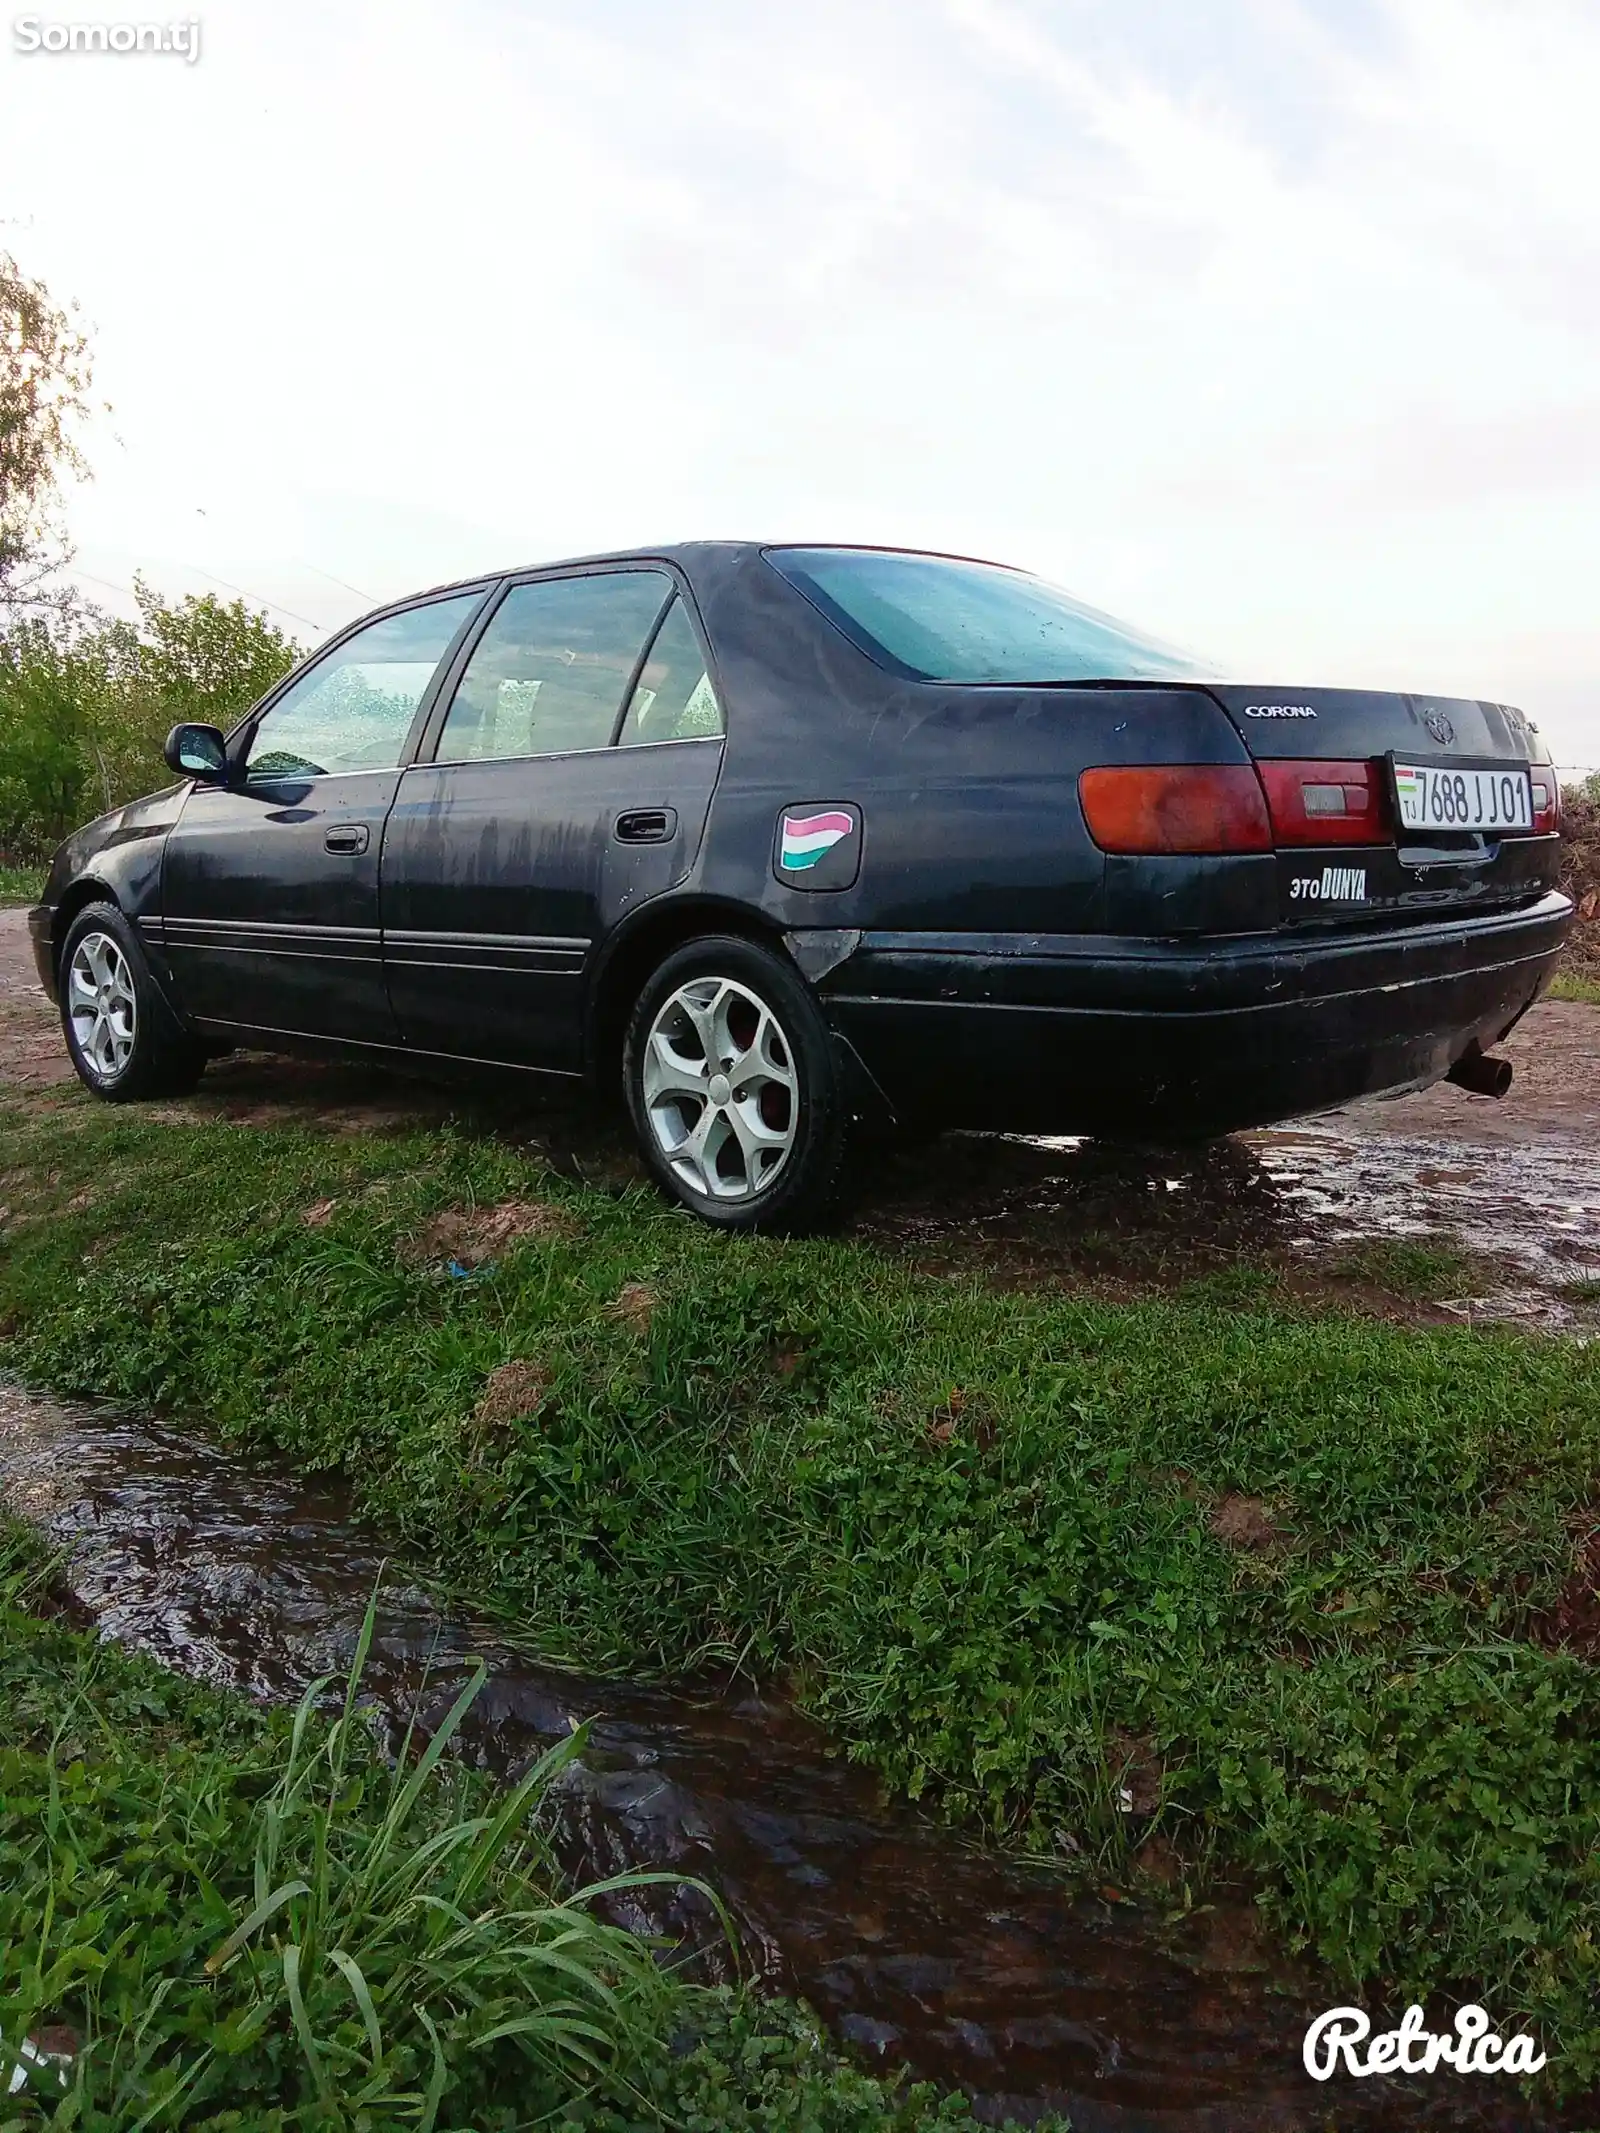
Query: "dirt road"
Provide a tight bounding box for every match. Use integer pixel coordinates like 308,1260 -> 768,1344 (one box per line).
0,906 -> 76,1090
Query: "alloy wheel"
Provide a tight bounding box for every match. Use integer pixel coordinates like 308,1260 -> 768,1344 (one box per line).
67,929 -> 138,1082
640,974 -> 799,1200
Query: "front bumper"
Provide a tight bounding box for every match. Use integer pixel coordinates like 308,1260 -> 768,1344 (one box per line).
27,906 -> 57,1001
818,891 -> 1574,1136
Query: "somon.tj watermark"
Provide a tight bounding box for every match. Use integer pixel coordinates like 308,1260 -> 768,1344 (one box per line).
13,15 -> 200,58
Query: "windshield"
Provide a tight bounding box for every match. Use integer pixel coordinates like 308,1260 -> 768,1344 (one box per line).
767,547 -> 1215,685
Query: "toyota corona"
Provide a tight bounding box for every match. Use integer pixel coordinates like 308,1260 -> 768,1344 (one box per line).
29,543 -> 1572,1228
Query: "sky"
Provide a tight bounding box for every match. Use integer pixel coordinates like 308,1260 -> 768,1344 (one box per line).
2,0 -> 1597,766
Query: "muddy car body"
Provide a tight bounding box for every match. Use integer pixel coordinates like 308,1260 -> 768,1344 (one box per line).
29,541 -> 1572,1226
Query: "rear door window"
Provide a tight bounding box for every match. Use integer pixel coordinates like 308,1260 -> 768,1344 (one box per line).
620,595 -> 723,744
434,570 -> 673,763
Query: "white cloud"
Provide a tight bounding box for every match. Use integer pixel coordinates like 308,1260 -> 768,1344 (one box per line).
1,0 -> 1596,758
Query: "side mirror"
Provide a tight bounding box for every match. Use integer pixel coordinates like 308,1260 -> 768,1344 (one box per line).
164,723 -> 229,782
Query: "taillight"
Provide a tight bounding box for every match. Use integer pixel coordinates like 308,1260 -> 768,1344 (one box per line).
1256,759 -> 1387,847
1078,765 -> 1272,854
1531,768 -> 1561,836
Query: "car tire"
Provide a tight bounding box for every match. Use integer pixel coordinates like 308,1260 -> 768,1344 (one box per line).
58,901 -> 207,1102
622,934 -> 849,1232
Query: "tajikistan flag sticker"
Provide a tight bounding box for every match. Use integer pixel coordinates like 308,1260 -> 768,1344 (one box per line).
775,804 -> 860,886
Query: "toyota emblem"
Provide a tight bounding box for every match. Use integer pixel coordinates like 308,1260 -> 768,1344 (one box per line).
1423,708 -> 1456,746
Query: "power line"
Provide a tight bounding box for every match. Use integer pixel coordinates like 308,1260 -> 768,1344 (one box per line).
298,560 -> 377,607
189,504 -> 367,620
178,563 -> 326,635
70,568 -> 141,603
68,563 -> 325,637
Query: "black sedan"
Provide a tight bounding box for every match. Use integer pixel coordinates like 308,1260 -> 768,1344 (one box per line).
30,542 -> 1572,1228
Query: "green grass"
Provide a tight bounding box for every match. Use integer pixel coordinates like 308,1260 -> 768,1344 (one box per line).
4,1092 -> 1600,2096
0,1520 -> 1012,2130
1320,1236 -> 1480,1299
0,864 -> 45,905
1551,969 -> 1600,1006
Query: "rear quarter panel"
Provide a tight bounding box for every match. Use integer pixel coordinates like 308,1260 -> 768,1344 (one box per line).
683,547 -> 1271,938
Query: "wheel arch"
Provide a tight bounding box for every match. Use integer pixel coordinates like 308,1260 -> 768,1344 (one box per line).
52,876 -> 198,1043
52,877 -> 123,975
584,895 -> 791,1094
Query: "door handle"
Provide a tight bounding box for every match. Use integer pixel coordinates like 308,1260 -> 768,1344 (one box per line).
324,824 -> 370,854
614,807 -> 677,844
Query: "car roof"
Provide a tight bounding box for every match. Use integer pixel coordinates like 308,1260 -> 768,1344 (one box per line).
400,539 -> 1022,606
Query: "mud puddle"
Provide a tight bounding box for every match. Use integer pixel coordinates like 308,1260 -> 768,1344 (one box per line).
850,1121 -> 1600,1332
0,1382 -> 1576,2131
1247,1123 -> 1600,1327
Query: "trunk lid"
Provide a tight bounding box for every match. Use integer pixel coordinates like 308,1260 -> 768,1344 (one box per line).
1202,684 -> 1560,929
1203,683 -> 1537,764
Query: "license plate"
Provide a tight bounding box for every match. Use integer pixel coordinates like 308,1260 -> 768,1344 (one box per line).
1391,760 -> 1532,833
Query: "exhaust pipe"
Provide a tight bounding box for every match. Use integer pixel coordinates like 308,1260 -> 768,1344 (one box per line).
1446,1048 -> 1514,1099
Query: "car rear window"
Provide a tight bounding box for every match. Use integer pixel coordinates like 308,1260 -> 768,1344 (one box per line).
767,547 -> 1214,685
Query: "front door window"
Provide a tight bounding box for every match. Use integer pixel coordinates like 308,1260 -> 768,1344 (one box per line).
246,595 -> 480,781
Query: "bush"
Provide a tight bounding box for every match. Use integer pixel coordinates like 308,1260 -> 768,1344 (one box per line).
0,579 -> 301,860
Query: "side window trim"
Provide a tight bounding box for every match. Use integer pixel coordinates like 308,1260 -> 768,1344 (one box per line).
414,563 -> 677,769
606,588 -> 679,749
225,585 -> 494,780
611,589 -> 724,750
410,578 -> 514,768
396,589 -> 496,768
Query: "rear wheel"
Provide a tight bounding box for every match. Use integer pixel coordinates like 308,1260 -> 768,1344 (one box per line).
59,902 -> 207,1101
622,935 -> 848,1231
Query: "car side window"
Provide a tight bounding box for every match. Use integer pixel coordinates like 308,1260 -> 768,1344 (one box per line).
621,596 -> 724,744
245,596 -> 480,782
434,570 -> 672,763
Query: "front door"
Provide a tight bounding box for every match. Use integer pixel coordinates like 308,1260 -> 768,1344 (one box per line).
161,592 -> 483,1044
382,570 -> 725,1073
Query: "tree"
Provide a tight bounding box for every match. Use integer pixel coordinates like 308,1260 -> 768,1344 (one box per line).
0,619 -> 89,850
73,579 -> 301,812
129,574 -> 300,730
0,585 -> 301,857
0,250 -> 306,855
0,251 -> 93,616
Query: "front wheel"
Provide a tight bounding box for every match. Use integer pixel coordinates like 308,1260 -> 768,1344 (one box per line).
59,902 -> 207,1101
622,935 -> 849,1232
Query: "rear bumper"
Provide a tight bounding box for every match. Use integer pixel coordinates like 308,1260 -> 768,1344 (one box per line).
818,891 -> 1574,1135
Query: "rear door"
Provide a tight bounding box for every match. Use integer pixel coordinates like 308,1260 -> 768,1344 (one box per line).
161,592 -> 485,1043
1203,684 -> 1560,928
381,569 -> 724,1073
